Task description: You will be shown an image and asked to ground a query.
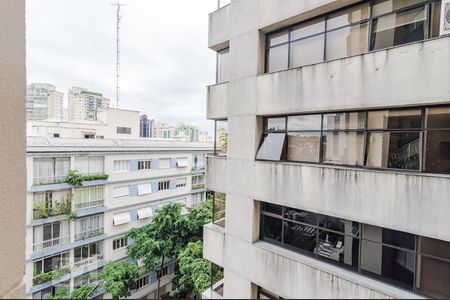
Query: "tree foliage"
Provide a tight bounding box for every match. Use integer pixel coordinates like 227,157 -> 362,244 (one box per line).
98,261 -> 140,299
49,284 -> 97,299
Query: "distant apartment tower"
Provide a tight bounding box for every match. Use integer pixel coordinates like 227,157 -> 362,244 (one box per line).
140,114 -> 154,138
199,131 -> 209,142
175,123 -> 200,142
204,0 -> 450,299
26,83 -> 63,120
154,122 -> 175,139
68,86 -> 110,121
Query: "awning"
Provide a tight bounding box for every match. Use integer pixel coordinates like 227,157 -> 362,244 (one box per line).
176,157 -> 188,168
113,212 -> 131,226
137,207 -> 153,219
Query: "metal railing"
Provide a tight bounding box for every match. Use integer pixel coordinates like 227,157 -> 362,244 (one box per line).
73,199 -> 104,211
33,174 -> 68,185
74,227 -> 104,241
73,254 -> 104,269
33,235 -> 71,252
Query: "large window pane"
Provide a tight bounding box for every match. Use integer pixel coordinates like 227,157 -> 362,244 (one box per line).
318,230 -> 359,269
322,131 -> 365,166
326,23 -> 369,60
283,220 -> 317,254
327,3 -> 370,30
268,30 -> 289,47
370,5 -> 427,51
287,132 -> 321,162
288,115 -> 322,131
266,117 -> 286,131
362,224 -> 415,250
419,236 -> 450,260
256,133 -> 286,161
368,109 -> 422,129
284,207 -> 317,225
372,0 -> 426,17
289,34 -> 325,68
416,256 -> 450,299
366,132 -> 420,170
361,241 -> 415,290
323,112 -> 365,130
319,215 -> 360,236
425,131 -> 450,172
426,107 -> 450,128
267,44 -> 288,72
261,215 -> 282,244
291,18 -> 325,40
262,202 -> 282,216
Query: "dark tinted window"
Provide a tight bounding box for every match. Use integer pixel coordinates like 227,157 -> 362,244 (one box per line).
382,228 -> 415,250
284,207 -> 317,225
262,202 -> 282,216
426,107 -> 450,128
261,215 -> 282,243
318,230 -> 359,269
283,221 -> 317,254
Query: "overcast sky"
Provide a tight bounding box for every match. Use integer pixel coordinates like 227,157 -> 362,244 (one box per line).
26,0 -> 217,134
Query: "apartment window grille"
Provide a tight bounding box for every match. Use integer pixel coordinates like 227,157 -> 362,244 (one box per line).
158,181 -> 170,191
117,127 -> 132,134
265,0 -> 442,73
260,201 -> 450,298
74,156 -> 104,175
138,160 -> 151,170
113,237 -> 128,250
114,160 -> 130,172
73,185 -> 104,210
258,105 -> 450,174
137,276 -> 149,290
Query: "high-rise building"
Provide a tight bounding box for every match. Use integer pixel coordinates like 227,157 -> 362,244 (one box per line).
203,0 -> 450,299
199,131 -> 209,143
154,122 -> 175,139
68,87 -> 110,121
175,123 -> 200,142
0,0 -> 26,298
26,136 -> 212,299
26,83 -> 64,121
140,114 -> 154,138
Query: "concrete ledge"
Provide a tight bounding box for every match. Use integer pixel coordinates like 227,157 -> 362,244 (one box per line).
203,223 -> 225,267
29,214 -> 68,227
256,37 -> 450,116
29,182 -> 72,193
74,205 -> 106,218
207,82 -> 228,120
209,5 -> 230,50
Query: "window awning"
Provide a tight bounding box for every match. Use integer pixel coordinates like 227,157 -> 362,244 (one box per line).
176,157 -> 188,168
137,207 -> 153,219
113,212 -> 131,226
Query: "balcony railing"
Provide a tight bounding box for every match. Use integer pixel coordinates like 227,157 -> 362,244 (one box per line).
73,199 -> 104,211
33,266 -> 71,286
75,227 -> 104,241
33,235 -> 70,252
33,174 -> 68,185
192,183 -> 205,190
73,254 -> 104,270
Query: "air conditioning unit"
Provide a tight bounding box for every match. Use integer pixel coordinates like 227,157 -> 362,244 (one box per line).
441,0 -> 450,36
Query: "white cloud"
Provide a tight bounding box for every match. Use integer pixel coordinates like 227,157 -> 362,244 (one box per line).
26,0 -> 218,134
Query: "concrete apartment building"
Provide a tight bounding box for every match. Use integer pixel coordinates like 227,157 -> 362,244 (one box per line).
27,83 -> 64,121
0,0 -> 26,298
68,87 -> 110,121
204,0 -> 450,299
140,114 -> 155,138
26,136 -> 212,299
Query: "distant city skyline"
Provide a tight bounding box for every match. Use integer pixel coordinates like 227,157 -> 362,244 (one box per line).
26,0 -> 217,135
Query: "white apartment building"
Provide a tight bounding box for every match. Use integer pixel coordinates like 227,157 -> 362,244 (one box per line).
204,0 -> 450,299
153,122 -> 175,139
68,87 -> 110,121
26,136 -> 212,299
28,108 -> 140,140
27,83 -> 64,121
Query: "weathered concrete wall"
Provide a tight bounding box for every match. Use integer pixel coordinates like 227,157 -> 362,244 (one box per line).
203,223 -> 225,267
206,156 -> 227,193
207,83 -> 228,120
256,37 -> 450,116
0,0 -> 26,298
208,4 -> 230,50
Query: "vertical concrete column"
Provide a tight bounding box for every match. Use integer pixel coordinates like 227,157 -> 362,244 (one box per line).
223,269 -> 256,299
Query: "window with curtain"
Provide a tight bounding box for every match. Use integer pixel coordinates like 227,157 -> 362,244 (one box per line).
75,156 -> 104,175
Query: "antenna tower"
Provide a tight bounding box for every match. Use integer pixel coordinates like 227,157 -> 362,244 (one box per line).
111,0 -> 126,108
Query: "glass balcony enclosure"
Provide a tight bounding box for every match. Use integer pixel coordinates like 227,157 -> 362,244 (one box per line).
33,189 -> 72,219
33,157 -> 70,185
74,214 -> 104,241
73,185 -> 104,210
33,221 -> 70,252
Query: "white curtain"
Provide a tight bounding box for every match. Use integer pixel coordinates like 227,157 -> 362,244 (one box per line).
75,157 -> 89,175
89,157 -> 104,174
33,226 -> 43,244
33,158 -> 54,183
114,160 -> 130,172
55,158 -> 70,179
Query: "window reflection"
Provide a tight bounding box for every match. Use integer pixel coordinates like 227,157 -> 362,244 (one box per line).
317,230 -> 359,269
283,221 -> 317,254
287,132 -> 321,162
323,131 -> 365,166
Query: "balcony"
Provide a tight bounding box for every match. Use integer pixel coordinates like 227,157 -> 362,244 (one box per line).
208,4 -> 230,50
207,82 -> 228,120
75,227 -> 104,241
33,198 -> 72,220
73,199 -> 104,211
33,235 -> 70,252
256,37 -> 450,116
73,254 -> 104,270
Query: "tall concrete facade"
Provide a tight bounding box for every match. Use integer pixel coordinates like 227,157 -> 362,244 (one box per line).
26,83 -> 64,121
68,87 -> 110,121
0,0 -> 26,298
26,137 -> 212,298
204,0 -> 450,299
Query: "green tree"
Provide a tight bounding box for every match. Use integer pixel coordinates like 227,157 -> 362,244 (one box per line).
49,284 -> 97,299
99,261 -> 140,299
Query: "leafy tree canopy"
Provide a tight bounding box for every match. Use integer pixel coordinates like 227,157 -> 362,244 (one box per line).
98,261 -> 140,299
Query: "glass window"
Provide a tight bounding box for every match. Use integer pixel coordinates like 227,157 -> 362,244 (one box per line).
290,18 -> 325,40
267,44 -> 289,73
256,133 -> 286,161
283,221 -> 317,254
430,1 -> 442,38
426,131 -> 450,172
327,3 -> 370,30
262,202 -> 282,216
362,224 -> 415,250
215,120 -> 228,156
213,192 -> 226,227
322,131 -> 365,166
416,255 -> 450,299
419,236 -> 450,260
370,5 -> 427,51
426,107 -> 450,129
361,241 -> 415,290
268,30 -> 289,46
288,115 -> 322,131
323,112 -> 365,130
289,34 -> 325,67
284,207 -> 317,225
261,215 -> 282,243
266,118 -> 286,131
319,216 -> 360,236
366,132 -> 420,170
318,230 -> 359,269
372,0 -> 426,17
326,23 -> 369,60
368,109 -> 422,129
287,132 -> 321,162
